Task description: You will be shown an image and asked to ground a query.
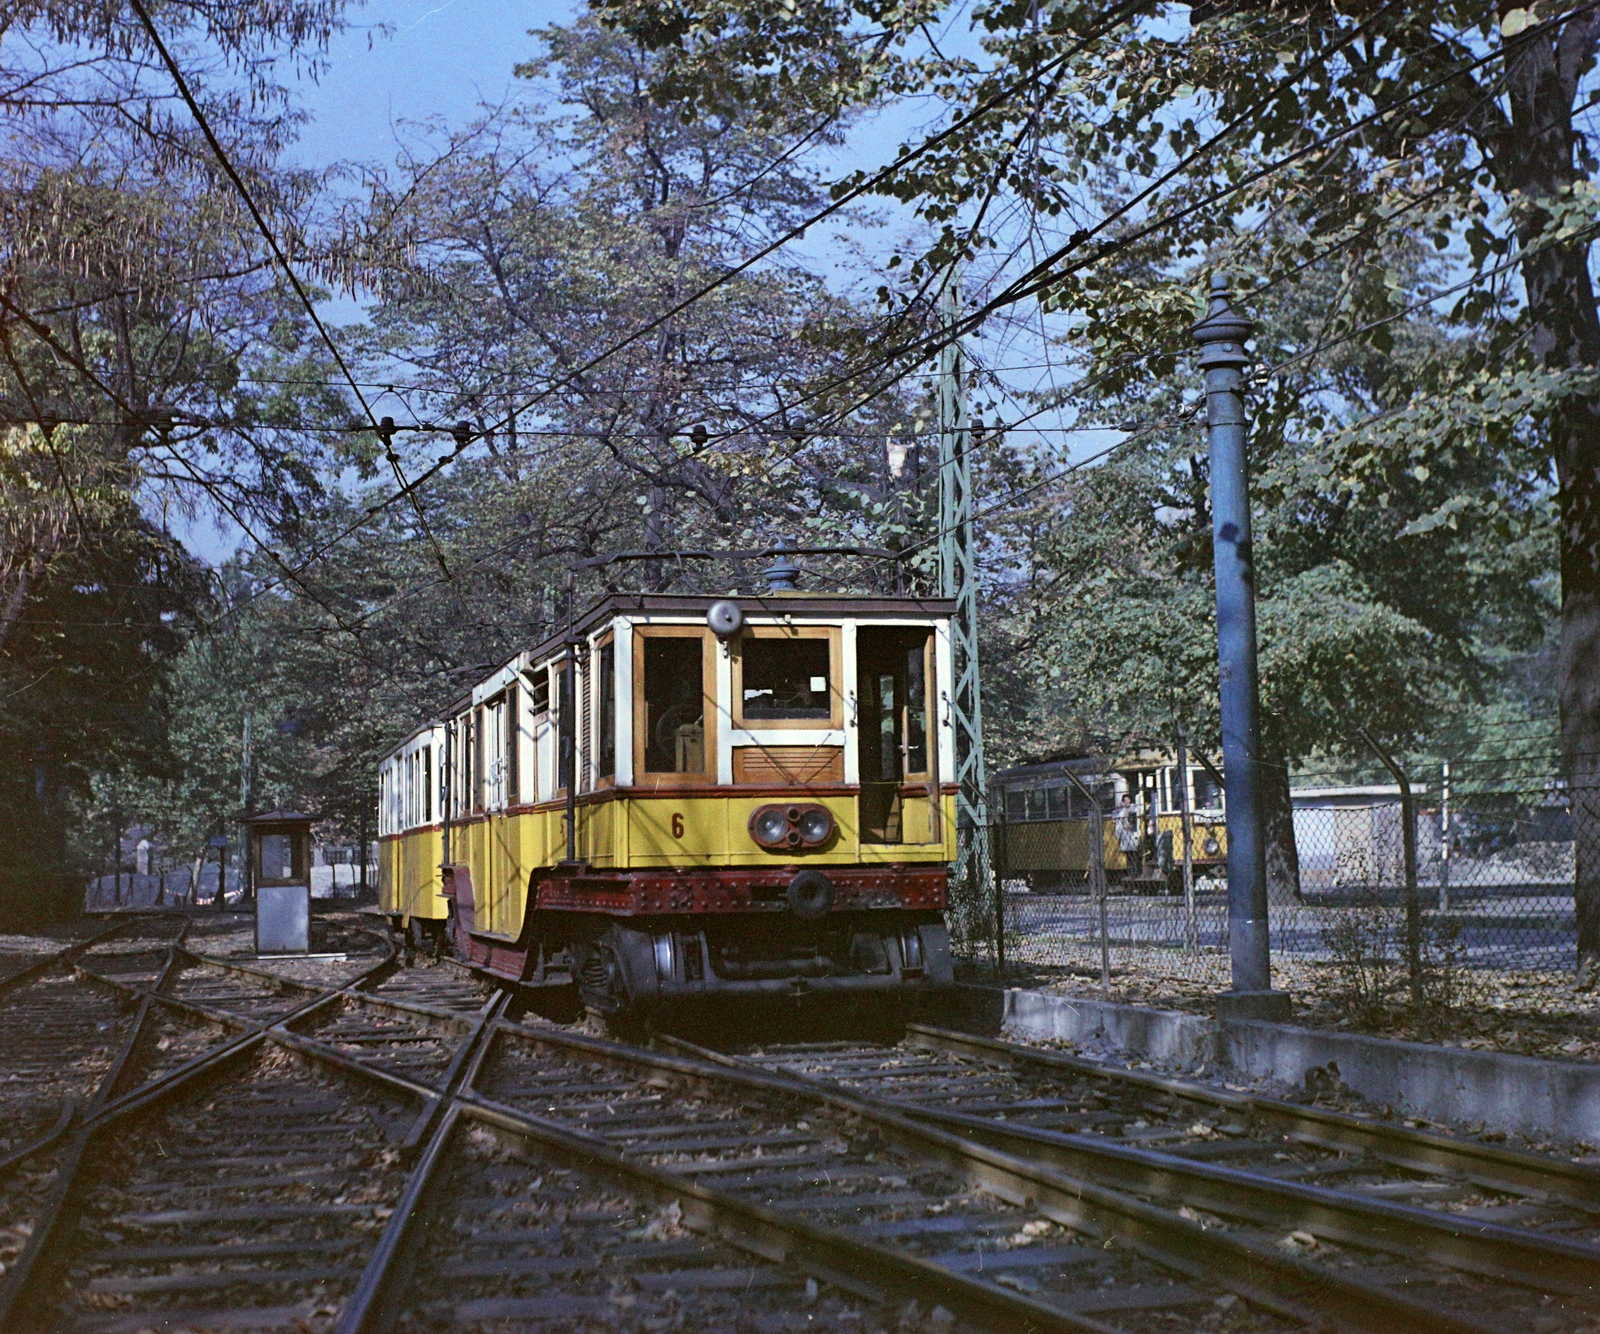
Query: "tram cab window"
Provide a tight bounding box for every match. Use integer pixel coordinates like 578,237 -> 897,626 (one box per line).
1193,771 -> 1222,811
643,636 -> 705,774
740,638 -> 831,720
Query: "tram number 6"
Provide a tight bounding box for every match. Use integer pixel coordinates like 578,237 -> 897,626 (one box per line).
671,812 -> 685,839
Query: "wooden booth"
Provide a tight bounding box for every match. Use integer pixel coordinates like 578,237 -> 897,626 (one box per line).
247,810 -> 313,955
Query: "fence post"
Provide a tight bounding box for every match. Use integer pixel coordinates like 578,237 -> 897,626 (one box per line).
993,811 -> 1006,977
1439,760 -> 1451,913
1359,727 -> 1421,1005
1176,729 -> 1198,952
1064,769 -> 1111,996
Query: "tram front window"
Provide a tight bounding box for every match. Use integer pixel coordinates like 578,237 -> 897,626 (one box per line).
643,637 -> 705,774
741,638 -> 831,720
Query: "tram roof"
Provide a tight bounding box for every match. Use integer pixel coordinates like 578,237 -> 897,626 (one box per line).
523,591 -> 957,664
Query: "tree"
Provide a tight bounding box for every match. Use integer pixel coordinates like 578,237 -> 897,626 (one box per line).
594,0 -> 1597,978
0,0 -> 368,920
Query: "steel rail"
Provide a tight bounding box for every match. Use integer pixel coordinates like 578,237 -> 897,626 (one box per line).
0,915 -> 154,999
453,1028 -> 1121,1334
252,1010 -> 1088,1330
0,919 -> 191,1328
0,917 -> 189,1181
333,993 -> 510,1334
0,930 -> 400,1329
906,1023 -> 1600,1209
663,1033 -> 1600,1298
497,1022 -> 1498,1334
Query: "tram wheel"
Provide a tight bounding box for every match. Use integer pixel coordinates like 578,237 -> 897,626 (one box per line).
578,927 -> 650,1039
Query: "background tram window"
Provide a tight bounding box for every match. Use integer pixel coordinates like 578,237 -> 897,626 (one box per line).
597,643 -> 615,778
423,746 -> 433,823
643,637 -> 704,774
740,638 -> 831,720
1046,786 -> 1068,820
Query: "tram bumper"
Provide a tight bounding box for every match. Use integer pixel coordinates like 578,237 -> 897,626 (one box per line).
601,911 -> 953,1007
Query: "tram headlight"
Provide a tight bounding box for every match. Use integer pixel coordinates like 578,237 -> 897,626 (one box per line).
1203,836 -> 1220,856
752,807 -> 791,848
749,803 -> 835,851
796,807 -> 834,847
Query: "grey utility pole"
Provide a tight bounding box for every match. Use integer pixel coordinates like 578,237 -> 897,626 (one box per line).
1191,275 -> 1290,1021
939,281 -> 992,926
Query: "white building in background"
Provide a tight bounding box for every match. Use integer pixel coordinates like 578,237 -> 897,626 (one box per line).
1291,785 -> 1438,893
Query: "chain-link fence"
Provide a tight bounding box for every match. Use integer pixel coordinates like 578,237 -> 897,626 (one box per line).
962,760 -> 1595,1018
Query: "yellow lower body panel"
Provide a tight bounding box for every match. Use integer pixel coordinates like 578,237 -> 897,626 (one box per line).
378,828 -> 445,923
445,792 -> 956,946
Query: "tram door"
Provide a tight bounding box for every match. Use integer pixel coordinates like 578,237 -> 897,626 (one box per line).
857,628 -> 935,843
481,692 -> 516,932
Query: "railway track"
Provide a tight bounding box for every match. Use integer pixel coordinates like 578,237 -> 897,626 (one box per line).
654,1021 -> 1600,1331
8,923 -> 1599,1333
0,916 -> 193,1299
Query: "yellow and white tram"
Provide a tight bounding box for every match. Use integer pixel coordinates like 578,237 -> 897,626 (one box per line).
378,589 -> 959,1016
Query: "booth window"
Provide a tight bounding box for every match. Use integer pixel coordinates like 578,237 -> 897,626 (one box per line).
643,637 -> 704,774
597,643 -> 616,778
741,638 -> 831,720
258,832 -> 301,883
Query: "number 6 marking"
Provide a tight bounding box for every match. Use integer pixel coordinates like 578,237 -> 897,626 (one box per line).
671,812 -> 685,838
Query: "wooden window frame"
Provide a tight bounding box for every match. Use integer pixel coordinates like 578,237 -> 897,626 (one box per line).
731,625 -> 842,731
631,626 -> 718,789
594,634 -> 616,788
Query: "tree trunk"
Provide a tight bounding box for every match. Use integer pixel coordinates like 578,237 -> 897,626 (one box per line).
1490,12 -> 1600,983
1555,405 -> 1600,986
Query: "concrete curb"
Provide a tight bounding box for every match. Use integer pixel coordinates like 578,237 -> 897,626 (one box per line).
942,984 -> 1600,1144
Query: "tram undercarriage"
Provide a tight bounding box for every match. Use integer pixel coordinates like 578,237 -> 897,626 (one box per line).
436,861 -> 954,1017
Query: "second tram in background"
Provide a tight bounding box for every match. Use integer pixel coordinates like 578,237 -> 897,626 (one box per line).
377,573 -> 958,1019
992,748 -> 1228,892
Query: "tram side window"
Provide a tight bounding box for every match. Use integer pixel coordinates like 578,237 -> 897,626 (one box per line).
597,643 -> 615,778
505,688 -> 519,803
473,707 -> 486,812
643,637 -> 704,773
741,638 -> 831,720
422,746 -> 433,823
557,664 -> 574,793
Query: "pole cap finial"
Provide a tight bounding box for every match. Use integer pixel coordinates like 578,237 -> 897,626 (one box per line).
1191,272 -> 1254,369
762,537 -> 800,593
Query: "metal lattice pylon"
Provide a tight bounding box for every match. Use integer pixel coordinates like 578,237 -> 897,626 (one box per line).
938,282 -> 991,933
